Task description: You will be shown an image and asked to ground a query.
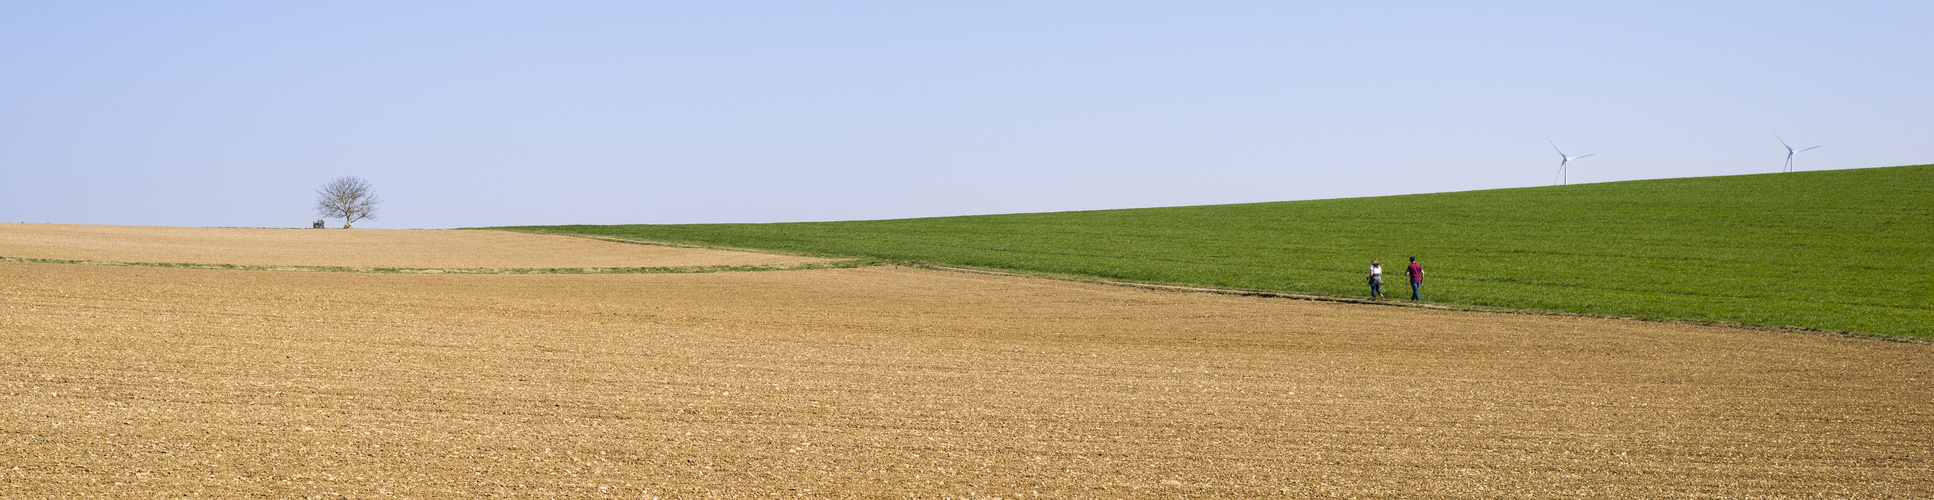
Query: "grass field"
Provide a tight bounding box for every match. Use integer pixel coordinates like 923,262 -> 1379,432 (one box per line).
505,164 -> 1934,339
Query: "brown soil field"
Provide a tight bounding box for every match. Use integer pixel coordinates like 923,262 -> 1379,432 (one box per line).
0,223 -> 823,269
2,227 -> 1931,497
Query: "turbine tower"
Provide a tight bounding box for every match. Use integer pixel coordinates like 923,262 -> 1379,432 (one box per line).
1777,133 -> 1820,172
1549,138 -> 1594,185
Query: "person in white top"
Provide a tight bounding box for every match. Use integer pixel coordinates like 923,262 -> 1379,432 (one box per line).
1367,259 -> 1385,300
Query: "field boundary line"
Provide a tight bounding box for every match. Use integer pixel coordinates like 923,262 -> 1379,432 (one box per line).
914,263 -> 1452,307
911,263 -> 1930,344
481,228 -> 855,261
0,255 -> 874,275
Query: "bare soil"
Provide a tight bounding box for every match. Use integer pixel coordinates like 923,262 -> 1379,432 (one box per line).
0,223 -> 823,269
1,226 -> 1929,497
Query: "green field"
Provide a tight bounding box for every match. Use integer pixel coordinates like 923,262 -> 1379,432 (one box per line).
499,164 -> 1934,339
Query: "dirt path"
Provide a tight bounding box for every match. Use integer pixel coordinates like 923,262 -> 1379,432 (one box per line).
3,253 -> 1929,496
0,223 -> 822,268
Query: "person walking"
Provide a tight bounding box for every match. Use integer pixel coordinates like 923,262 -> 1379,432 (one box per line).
1405,256 -> 1425,301
1367,259 -> 1385,300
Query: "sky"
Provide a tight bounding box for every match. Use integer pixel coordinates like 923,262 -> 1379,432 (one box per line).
3,2 -> 1930,229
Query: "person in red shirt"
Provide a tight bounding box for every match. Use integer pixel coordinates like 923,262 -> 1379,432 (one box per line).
1405,256 -> 1425,301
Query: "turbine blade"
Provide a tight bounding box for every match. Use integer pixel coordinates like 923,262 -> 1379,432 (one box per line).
1800,146 -> 1821,152
1776,133 -> 1790,148
1576,154 -> 1595,159
1549,138 -> 1565,156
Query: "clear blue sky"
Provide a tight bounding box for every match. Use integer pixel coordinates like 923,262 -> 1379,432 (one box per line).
4,2 -> 1929,228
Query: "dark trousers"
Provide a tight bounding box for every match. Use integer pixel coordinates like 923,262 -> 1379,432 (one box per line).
1410,282 -> 1421,301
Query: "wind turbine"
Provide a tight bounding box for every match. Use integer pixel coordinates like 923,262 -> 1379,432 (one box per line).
1549,138 -> 1594,185
1776,133 -> 1820,172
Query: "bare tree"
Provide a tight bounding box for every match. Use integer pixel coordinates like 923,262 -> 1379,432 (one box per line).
314,176 -> 380,228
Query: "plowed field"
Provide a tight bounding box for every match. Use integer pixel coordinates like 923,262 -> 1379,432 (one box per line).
0,223 -> 822,268
2,225 -> 1929,497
